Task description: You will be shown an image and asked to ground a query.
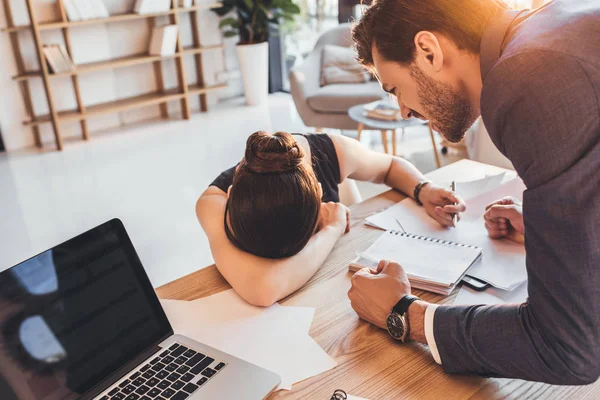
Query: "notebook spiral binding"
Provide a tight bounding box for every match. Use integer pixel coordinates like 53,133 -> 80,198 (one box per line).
330,389 -> 347,400
389,230 -> 480,250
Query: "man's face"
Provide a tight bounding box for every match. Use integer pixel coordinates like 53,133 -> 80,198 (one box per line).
372,46 -> 478,143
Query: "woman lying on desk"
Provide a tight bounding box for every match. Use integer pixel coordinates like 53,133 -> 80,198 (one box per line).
196,131 -> 465,306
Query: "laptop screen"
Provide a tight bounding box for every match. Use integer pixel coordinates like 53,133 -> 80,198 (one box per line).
0,219 -> 172,400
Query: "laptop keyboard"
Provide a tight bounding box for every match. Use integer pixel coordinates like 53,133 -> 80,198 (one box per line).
99,343 -> 227,400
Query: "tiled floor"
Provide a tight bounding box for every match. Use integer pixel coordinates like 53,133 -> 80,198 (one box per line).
0,93 -> 464,287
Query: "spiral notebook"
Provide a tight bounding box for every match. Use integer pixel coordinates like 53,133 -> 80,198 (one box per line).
349,230 -> 483,295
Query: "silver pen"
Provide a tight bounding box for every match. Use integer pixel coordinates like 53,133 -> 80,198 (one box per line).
450,181 -> 458,226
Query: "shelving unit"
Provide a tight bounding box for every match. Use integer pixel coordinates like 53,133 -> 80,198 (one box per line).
1,0 -> 226,150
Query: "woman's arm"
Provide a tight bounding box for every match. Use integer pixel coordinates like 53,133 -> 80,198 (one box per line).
329,134 -> 465,227
196,187 -> 348,307
329,134 -> 424,193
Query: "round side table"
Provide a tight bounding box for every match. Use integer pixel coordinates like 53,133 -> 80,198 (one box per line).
347,103 -> 441,168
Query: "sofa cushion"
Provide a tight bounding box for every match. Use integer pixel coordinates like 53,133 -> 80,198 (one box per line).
307,81 -> 385,114
320,45 -> 371,86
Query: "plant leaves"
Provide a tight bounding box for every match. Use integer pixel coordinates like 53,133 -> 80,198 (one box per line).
258,5 -> 273,19
219,17 -> 239,29
212,6 -> 234,16
214,0 -> 299,43
282,3 -> 300,14
238,8 -> 250,21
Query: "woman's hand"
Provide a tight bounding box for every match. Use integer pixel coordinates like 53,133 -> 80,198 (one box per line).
484,197 -> 525,243
318,202 -> 351,235
419,184 -> 466,228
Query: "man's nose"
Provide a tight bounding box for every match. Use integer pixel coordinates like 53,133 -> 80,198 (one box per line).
399,103 -> 413,120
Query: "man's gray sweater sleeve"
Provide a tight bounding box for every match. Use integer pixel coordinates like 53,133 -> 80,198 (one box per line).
432,51 -> 600,385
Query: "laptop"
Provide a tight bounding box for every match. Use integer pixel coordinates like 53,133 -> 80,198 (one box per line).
0,219 -> 280,400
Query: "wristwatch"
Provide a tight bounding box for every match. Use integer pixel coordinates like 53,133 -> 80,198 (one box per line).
386,294 -> 420,342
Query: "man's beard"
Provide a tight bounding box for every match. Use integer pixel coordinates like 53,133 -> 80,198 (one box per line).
409,64 -> 478,143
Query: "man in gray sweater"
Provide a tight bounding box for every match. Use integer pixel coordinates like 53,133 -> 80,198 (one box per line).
348,0 -> 600,384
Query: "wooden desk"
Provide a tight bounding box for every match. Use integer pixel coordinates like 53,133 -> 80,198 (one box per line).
156,160 -> 599,399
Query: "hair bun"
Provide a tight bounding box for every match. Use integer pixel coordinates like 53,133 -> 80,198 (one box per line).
243,131 -> 305,174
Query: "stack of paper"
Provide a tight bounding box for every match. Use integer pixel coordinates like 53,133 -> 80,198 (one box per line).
349,231 -> 482,295
362,101 -> 402,121
160,290 -> 336,391
365,177 -> 527,290
149,25 -> 180,56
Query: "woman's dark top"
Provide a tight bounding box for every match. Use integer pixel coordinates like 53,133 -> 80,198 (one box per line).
209,134 -> 341,202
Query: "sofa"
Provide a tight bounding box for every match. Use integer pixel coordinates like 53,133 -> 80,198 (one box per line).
289,23 -> 386,130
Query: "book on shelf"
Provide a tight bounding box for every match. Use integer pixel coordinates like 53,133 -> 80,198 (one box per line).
362,100 -> 402,121
65,0 -> 110,21
179,0 -> 193,7
135,0 -> 172,14
89,0 -> 110,18
62,0 -> 81,21
43,45 -> 75,74
57,45 -> 76,71
149,25 -> 180,56
73,0 -> 94,20
42,46 -> 60,74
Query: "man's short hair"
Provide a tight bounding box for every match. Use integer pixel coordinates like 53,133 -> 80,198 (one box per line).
353,0 -> 509,70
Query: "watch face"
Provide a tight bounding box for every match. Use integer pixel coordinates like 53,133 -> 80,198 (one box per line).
386,313 -> 406,340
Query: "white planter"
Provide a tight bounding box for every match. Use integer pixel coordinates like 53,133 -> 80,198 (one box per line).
236,42 -> 269,106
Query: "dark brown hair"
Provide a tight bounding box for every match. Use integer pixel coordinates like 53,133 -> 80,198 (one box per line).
353,0 -> 508,70
225,131 -> 321,259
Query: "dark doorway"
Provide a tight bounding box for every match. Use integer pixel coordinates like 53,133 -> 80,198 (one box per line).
339,0 -> 371,23
268,24 -> 284,94
0,126 -> 5,152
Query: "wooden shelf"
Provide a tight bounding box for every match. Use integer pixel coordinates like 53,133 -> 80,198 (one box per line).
188,83 -> 228,95
2,3 -> 222,33
13,45 -> 225,81
24,89 -> 184,126
52,52 -> 181,78
23,84 -> 227,127
5,0 -> 227,150
13,71 -> 41,81
182,44 -> 223,55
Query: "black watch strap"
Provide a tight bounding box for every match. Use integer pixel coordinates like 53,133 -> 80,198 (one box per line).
392,295 -> 420,315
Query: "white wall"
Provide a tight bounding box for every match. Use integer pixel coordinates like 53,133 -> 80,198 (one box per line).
0,0 -> 243,151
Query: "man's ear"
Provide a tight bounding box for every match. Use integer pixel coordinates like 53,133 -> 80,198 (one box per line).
227,185 -> 233,198
413,31 -> 444,73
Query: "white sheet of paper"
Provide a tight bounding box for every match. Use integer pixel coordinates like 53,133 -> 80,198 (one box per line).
364,178 -> 527,290
348,396 -> 369,400
454,281 -> 528,305
159,290 -> 336,391
366,173 -> 508,230
455,172 -> 506,200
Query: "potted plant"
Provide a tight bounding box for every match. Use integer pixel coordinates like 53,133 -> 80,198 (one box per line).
213,0 -> 300,105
